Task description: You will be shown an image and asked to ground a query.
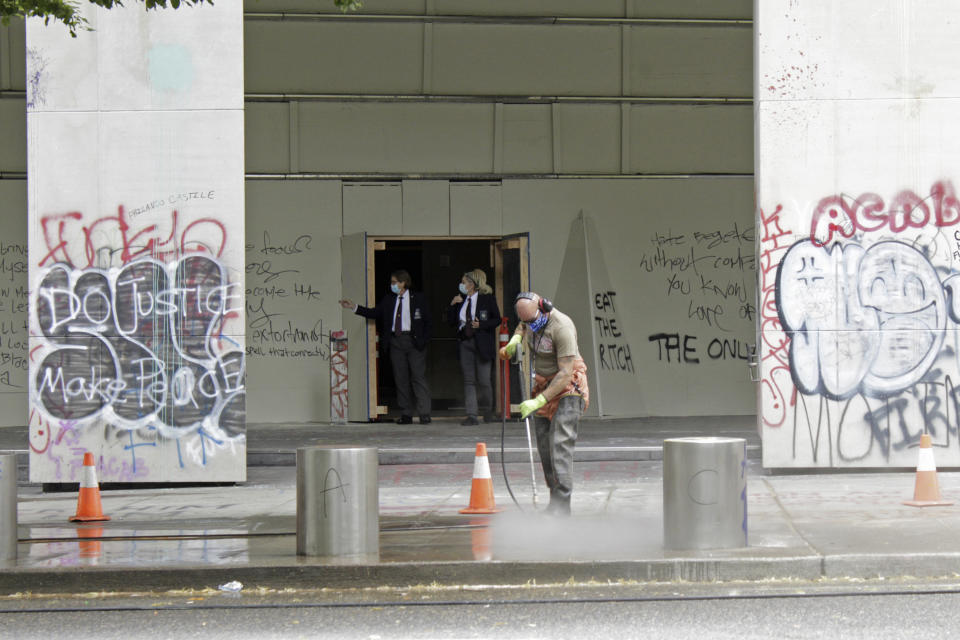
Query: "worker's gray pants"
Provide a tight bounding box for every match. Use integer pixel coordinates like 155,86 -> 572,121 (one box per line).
533,395 -> 584,513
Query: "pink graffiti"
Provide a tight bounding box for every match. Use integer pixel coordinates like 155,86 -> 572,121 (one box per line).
809,180 -> 960,246
39,206 -> 227,268
759,204 -> 794,428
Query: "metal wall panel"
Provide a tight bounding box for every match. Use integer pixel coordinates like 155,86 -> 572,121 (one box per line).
628,25 -> 752,98
629,104 -> 753,174
557,104 -> 621,173
434,0 -> 626,17
501,104 -> 553,174
244,0 -> 751,19
1,19 -> 26,91
245,102 -> 290,173
431,24 -> 621,96
297,102 -> 494,173
626,0 -> 751,19
244,21 -> 423,94
0,99 -> 25,172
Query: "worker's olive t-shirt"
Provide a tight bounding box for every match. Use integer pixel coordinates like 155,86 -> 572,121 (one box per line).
524,309 -> 580,377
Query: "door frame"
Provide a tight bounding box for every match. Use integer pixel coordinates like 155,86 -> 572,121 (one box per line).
351,234 -> 528,420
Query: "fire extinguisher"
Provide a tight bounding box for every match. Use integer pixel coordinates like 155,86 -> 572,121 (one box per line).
499,317 -> 510,419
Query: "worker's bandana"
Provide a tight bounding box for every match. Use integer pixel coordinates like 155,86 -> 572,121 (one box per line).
528,312 -> 548,333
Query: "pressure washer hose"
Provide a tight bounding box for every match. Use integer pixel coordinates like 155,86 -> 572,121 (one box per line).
499,353 -> 539,512
499,355 -> 524,510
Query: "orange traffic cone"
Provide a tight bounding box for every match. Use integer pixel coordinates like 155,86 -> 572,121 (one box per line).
460,443 -> 501,514
69,452 -> 111,522
904,433 -> 953,507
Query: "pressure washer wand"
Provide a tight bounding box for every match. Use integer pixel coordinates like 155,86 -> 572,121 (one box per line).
520,345 -> 539,508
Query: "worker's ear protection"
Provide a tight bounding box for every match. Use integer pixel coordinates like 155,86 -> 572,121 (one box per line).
515,291 -> 553,313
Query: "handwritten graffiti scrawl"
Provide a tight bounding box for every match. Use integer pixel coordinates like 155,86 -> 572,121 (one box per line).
32,255 -> 245,439
776,236 -> 960,401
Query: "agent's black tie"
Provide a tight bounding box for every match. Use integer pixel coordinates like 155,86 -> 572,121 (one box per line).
393,296 -> 403,336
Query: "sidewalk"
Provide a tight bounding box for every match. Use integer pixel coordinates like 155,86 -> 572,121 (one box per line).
4,460 -> 960,594
0,414 -> 763,475
3,417 -> 960,595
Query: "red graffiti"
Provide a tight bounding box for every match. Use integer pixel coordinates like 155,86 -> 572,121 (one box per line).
28,408 -> 51,454
810,180 -> 960,246
39,206 -> 227,268
759,204 -> 794,428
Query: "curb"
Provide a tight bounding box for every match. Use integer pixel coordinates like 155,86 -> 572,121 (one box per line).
5,446 -> 762,472
0,556 -> 822,595
248,445 -> 763,467
8,552 -> 960,595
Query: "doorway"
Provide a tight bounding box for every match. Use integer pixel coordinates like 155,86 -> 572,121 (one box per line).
341,234 -> 529,421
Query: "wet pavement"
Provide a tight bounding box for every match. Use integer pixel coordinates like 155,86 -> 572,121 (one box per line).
2,418 -> 960,594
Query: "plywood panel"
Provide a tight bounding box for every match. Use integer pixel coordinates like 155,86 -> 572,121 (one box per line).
298,102 -> 494,173
245,179 -> 344,423
0,180 -> 28,427
629,24 -> 752,98
244,21 -> 423,94
502,177 -> 755,417
432,24 -> 621,96
450,183 -> 501,236
629,104 -> 753,174
402,180 -> 450,236
343,182 -> 402,235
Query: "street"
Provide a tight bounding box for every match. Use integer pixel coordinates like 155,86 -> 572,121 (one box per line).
3,579 -> 960,639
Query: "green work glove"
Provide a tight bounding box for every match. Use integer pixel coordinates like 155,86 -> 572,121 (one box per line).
499,334 -> 522,360
519,393 -> 547,419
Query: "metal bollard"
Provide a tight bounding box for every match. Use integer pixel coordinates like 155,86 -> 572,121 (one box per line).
0,453 -> 16,561
663,437 -> 747,550
297,446 -> 378,559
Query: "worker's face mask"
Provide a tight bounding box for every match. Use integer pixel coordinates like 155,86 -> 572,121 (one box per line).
390,283 -> 401,295
458,282 -> 469,295
528,311 -> 548,333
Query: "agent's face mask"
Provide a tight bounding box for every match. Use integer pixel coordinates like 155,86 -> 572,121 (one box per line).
528,311 -> 548,333
458,282 -> 469,295
390,283 -> 401,295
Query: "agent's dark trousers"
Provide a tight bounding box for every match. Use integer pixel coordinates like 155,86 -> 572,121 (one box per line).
458,339 -> 493,419
390,334 -> 431,417
533,395 -> 584,512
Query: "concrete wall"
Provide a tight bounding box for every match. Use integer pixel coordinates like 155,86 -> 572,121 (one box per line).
757,1 -> 960,467
2,1 -> 756,431
25,3 -> 245,482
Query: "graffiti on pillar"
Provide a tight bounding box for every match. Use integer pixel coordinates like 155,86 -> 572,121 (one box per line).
764,180 -> 960,466
30,205 -> 245,481
329,330 -> 348,423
